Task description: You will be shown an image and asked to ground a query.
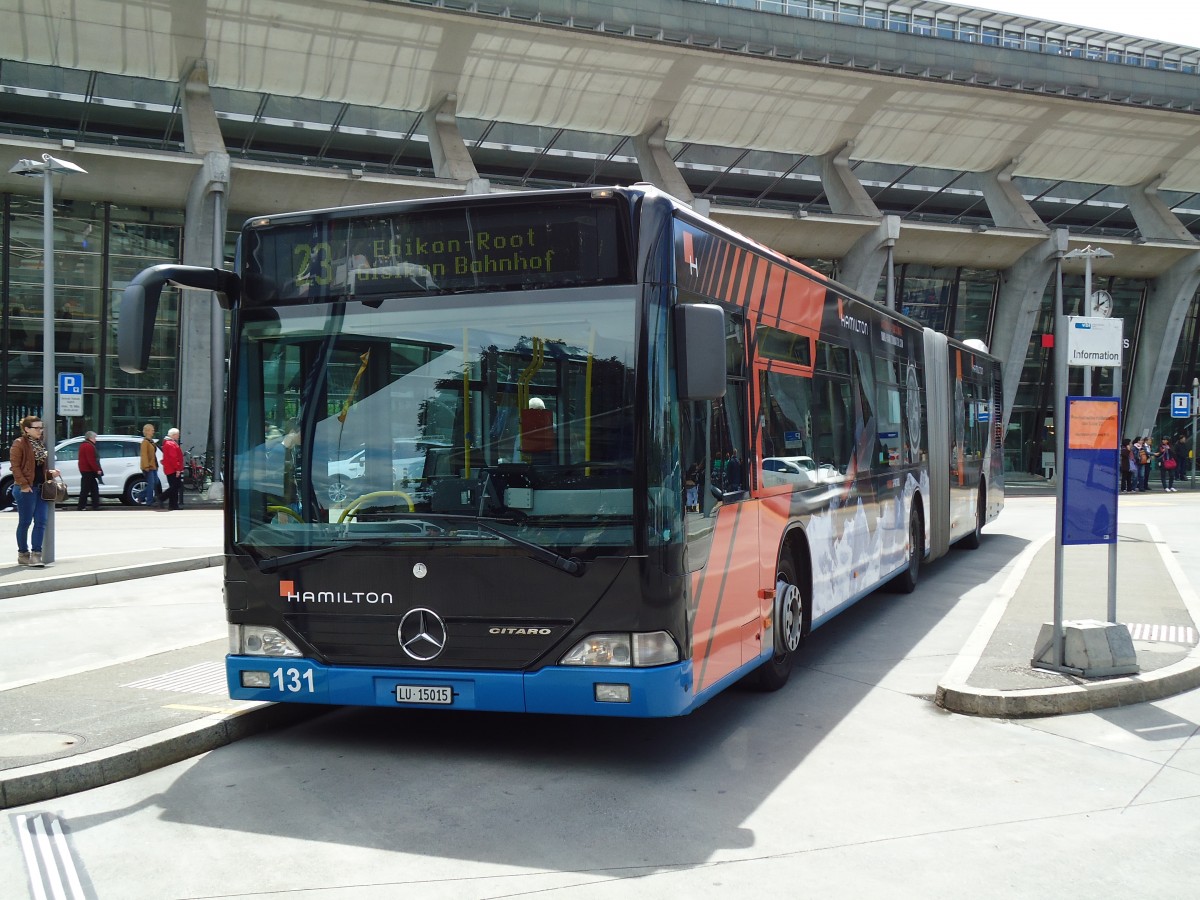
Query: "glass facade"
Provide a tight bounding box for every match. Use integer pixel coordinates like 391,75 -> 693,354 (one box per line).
1,196 -> 184,444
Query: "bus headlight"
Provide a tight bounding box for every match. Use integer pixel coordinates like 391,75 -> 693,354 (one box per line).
560,631 -> 679,667
230,624 -> 303,657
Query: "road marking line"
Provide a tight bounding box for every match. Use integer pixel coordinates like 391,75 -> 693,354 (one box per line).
122,661 -> 227,695
13,812 -> 91,900
162,704 -> 237,713
1125,623 -> 1197,643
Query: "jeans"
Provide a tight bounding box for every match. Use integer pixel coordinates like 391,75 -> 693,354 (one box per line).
142,470 -> 157,505
15,488 -> 47,553
1161,466 -> 1176,490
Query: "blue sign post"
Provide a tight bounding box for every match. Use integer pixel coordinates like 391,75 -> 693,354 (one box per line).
57,371 -> 84,416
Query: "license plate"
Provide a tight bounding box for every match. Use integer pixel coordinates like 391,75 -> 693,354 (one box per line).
395,684 -> 453,705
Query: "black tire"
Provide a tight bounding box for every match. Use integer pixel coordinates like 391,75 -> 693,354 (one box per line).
751,553 -> 806,691
125,475 -> 153,506
1,477 -> 15,508
891,506 -> 924,594
959,485 -> 985,550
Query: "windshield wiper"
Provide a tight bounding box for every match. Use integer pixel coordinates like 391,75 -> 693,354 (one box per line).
254,537 -> 415,573
469,519 -> 584,577
251,513 -> 584,577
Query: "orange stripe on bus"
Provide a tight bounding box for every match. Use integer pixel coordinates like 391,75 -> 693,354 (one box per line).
781,271 -> 824,332
692,504 -> 745,692
747,255 -> 769,314
763,265 -> 787,324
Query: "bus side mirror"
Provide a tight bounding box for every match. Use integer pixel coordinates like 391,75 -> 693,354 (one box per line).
674,303 -> 726,401
119,265 -> 240,373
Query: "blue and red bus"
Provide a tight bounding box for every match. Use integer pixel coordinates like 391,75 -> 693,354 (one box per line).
120,184 -> 1002,717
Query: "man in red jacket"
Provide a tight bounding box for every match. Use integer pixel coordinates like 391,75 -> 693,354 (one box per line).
76,431 -> 102,510
161,427 -> 185,510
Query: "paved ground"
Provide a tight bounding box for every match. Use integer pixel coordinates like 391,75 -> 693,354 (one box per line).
1,476 -> 1198,809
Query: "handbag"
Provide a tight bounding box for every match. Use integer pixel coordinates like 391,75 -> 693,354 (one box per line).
1164,457 -> 1177,470
40,475 -> 68,503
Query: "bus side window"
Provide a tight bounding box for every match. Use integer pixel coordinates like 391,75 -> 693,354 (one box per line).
811,372 -> 853,476
757,369 -> 817,486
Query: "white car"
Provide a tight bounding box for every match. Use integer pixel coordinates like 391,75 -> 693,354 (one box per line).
1,434 -> 167,507
320,439 -> 441,504
760,455 -> 842,488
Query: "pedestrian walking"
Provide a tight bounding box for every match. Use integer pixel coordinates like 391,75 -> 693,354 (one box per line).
10,415 -> 60,567
1135,436 -> 1153,491
1120,438 -> 1136,493
76,430 -> 102,510
1156,437 -> 1178,491
162,427 -> 184,510
140,423 -> 160,506
1174,433 -> 1191,486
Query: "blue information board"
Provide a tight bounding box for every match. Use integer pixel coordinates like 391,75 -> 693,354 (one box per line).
1061,396 -> 1120,545
1171,392 -> 1191,419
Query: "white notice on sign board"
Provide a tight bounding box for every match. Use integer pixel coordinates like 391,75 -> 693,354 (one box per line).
1066,317 -> 1123,368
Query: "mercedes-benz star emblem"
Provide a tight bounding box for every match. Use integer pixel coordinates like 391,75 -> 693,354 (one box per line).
398,608 -> 447,661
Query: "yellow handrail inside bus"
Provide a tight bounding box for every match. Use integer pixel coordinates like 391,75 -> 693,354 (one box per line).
336,490 -> 416,523
516,336 -> 544,411
585,329 -> 594,474
267,504 -> 303,523
463,327 -> 471,477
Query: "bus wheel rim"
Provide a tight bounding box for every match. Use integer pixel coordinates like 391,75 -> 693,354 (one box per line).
777,578 -> 803,654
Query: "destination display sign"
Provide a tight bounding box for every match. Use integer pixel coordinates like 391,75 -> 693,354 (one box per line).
241,197 -> 632,303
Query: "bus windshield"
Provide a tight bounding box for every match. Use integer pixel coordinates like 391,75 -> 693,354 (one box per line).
231,286 -> 638,556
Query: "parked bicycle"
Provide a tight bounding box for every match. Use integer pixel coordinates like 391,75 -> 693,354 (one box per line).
182,447 -> 213,493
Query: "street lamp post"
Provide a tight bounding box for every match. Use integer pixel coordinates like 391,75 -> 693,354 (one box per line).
8,153 -> 88,564
1193,377 -> 1198,489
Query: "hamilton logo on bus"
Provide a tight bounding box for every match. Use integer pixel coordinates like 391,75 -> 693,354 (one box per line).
837,299 -> 869,335
398,608 -> 448,661
278,580 -> 395,606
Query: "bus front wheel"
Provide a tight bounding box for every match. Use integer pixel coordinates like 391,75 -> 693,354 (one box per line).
751,554 -> 806,692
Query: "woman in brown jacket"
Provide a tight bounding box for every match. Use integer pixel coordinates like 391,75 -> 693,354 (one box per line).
10,415 -> 60,567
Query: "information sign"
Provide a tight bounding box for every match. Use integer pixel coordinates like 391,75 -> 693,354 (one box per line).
1066,317 -> 1123,368
1170,392 -> 1191,419
1061,397 -> 1119,546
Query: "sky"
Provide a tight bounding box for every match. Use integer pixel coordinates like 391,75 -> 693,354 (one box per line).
974,2 -> 1198,48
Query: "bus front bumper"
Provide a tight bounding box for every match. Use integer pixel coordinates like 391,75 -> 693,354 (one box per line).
226,655 -> 697,718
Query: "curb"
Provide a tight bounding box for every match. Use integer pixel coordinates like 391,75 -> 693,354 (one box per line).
937,522 -> 1200,718
0,555 -> 224,599
935,652 -> 1200,718
0,703 -> 320,810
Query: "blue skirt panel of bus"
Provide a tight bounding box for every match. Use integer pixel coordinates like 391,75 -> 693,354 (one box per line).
226,655 -> 698,717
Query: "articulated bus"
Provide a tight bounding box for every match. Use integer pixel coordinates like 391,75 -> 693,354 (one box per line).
120,185 -> 1003,718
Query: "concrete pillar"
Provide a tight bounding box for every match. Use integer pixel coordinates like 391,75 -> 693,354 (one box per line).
818,143 -> 879,218
633,120 -> 695,206
179,62 -> 230,479
1122,175 -> 1196,243
1124,252 -> 1200,437
839,215 -> 899,301
425,94 -> 482,184
992,230 -> 1067,433
976,160 -> 1047,232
